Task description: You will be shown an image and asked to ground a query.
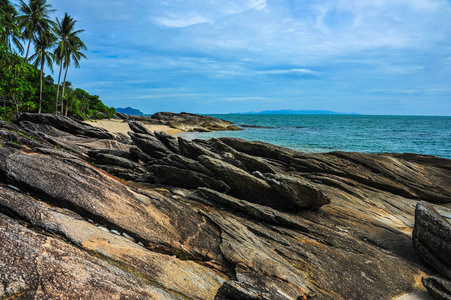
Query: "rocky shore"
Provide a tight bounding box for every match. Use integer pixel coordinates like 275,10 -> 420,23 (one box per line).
116,111 -> 243,132
0,112 -> 450,299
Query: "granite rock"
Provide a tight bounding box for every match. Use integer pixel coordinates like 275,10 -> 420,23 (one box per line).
1,113 -> 451,299
413,201 -> 451,280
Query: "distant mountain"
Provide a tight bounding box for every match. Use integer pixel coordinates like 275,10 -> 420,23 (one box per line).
234,109 -> 359,115
116,107 -> 144,116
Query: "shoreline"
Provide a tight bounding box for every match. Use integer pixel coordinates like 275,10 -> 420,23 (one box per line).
83,119 -> 182,136
184,114 -> 451,159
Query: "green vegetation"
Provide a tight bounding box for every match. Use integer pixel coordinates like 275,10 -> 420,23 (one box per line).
0,0 -> 114,121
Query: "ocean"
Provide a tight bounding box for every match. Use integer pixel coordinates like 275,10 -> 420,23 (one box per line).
177,114 -> 451,159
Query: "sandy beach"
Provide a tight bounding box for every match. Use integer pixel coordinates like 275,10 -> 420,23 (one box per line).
83,119 -> 182,136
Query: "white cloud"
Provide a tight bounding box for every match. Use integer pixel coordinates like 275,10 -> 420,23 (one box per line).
222,96 -> 269,102
250,0 -> 267,11
385,65 -> 424,74
366,88 -> 451,95
150,0 -> 268,28
367,89 -> 421,95
153,15 -> 211,28
256,69 -> 321,76
160,0 -> 451,64
22,0 -> 451,115
213,68 -> 321,78
129,93 -> 203,100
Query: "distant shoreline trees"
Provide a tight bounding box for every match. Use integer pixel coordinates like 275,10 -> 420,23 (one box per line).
0,0 -> 114,120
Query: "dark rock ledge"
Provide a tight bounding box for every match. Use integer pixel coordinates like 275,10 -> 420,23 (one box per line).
117,111 -> 243,132
413,201 -> 451,299
0,113 -> 450,299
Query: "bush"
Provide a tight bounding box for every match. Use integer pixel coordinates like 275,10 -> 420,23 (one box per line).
0,107 -> 14,121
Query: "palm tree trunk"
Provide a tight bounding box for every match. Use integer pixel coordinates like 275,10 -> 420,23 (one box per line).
61,66 -> 69,115
25,35 -> 32,61
13,95 -> 18,112
65,100 -> 69,116
5,34 -> 10,48
39,58 -> 44,114
55,63 -> 63,114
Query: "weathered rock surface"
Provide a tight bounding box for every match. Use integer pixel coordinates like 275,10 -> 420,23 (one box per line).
148,164 -> 230,192
413,201 -> 451,280
422,277 -> 451,300
151,111 -> 242,132
129,131 -> 172,155
18,112 -> 115,139
0,212 -> 184,300
1,113 -> 451,299
117,111 -> 243,132
0,186 -> 226,300
128,120 -> 155,135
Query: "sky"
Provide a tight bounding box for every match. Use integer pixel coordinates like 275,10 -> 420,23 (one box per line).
13,0 -> 451,115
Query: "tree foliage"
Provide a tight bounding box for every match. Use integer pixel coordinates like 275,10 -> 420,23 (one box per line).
0,43 -> 37,117
0,0 -> 115,121
17,0 -> 55,60
0,1 -> 24,53
53,13 -> 87,115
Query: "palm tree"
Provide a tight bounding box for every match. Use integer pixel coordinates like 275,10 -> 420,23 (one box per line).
17,0 -> 55,61
0,1 -> 23,52
53,13 -> 84,114
53,43 -> 63,113
61,37 -> 86,115
29,30 -> 55,113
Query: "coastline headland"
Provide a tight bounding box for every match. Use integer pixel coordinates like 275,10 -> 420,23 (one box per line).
0,112 -> 450,299
116,111 -> 243,132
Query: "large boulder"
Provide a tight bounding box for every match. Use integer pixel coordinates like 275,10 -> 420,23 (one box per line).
151,112 -> 242,132
422,277 -> 451,300
95,153 -> 143,170
148,164 -> 230,192
129,132 -> 171,155
178,137 -> 220,160
413,201 -> 451,280
198,155 -> 273,204
218,137 -> 295,163
18,113 -> 115,139
128,120 -> 154,135
87,148 -> 135,160
159,154 -> 214,176
198,155 -> 329,210
211,138 -> 277,174
264,173 -> 330,208
154,131 -> 180,153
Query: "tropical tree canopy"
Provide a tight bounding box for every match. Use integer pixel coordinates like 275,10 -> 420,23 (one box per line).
0,2 -> 23,53
53,12 -> 86,114
0,0 -> 114,120
29,30 -> 56,113
17,0 -> 55,60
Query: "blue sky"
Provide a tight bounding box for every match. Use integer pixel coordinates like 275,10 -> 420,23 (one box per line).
15,0 -> 451,115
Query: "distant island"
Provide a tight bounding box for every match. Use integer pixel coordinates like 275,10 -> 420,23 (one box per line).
115,108 -> 358,116
116,107 -> 144,116
233,109 -> 359,115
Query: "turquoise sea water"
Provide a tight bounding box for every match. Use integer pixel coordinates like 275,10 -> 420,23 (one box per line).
178,114 -> 451,159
